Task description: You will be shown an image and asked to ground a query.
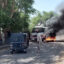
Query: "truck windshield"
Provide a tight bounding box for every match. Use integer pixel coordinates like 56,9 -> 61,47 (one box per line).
32,28 -> 45,33
10,33 -> 24,42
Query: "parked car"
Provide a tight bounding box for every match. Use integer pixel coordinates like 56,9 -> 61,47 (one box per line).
31,26 -> 47,42
10,33 -> 29,54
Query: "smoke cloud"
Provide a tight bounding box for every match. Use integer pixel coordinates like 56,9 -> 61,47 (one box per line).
46,10 -> 64,36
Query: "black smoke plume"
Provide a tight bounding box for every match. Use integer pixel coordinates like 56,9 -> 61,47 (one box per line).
46,10 -> 64,37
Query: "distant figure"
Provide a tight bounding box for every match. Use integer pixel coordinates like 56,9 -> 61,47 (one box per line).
0,28 -> 5,44
27,31 -> 30,40
7,30 -> 11,38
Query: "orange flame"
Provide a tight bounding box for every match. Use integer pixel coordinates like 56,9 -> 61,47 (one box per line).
45,37 -> 56,41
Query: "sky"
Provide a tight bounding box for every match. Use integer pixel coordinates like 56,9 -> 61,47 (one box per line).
33,0 -> 64,12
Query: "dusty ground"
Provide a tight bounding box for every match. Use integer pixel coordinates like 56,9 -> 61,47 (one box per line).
0,41 -> 64,64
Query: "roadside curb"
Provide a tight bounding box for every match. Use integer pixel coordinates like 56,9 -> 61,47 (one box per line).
0,45 -> 10,50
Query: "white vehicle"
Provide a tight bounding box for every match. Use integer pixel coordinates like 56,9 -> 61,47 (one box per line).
31,25 -> 47,42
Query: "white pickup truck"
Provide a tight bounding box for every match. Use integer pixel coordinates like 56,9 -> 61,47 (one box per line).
31,26 -> 47,42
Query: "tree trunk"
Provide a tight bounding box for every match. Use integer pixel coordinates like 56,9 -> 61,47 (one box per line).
0,0 -> 8,9
3,0 -> 8,8
0,0 -> 4,8
10,0 -> 15,18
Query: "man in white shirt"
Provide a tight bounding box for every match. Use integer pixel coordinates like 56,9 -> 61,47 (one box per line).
37,33 -> 42,53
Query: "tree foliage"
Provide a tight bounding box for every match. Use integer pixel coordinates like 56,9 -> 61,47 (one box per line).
29,11 -> 56,31
0,0 -> 35,32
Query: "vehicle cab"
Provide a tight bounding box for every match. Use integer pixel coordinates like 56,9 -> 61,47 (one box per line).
10,33 -> 29,54
31,25 -> 47,42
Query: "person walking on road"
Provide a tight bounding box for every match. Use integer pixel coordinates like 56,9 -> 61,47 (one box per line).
37,32 -> 42,53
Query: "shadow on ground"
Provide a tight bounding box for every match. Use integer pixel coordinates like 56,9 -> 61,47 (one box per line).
0,42 -> 64,64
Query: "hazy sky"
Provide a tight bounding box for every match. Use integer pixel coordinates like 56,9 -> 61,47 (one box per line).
33,0 -> 64,12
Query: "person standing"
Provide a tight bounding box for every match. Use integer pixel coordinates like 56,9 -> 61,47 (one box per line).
37,32 -> 42,53
0,28 -> 5,44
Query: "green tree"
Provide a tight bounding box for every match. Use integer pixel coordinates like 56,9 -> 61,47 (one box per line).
42,11 -> 55,22
16,0 -> 35,32
0,0 -> 35,32
29,11 -> 56,31
29,12 -> 42,31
